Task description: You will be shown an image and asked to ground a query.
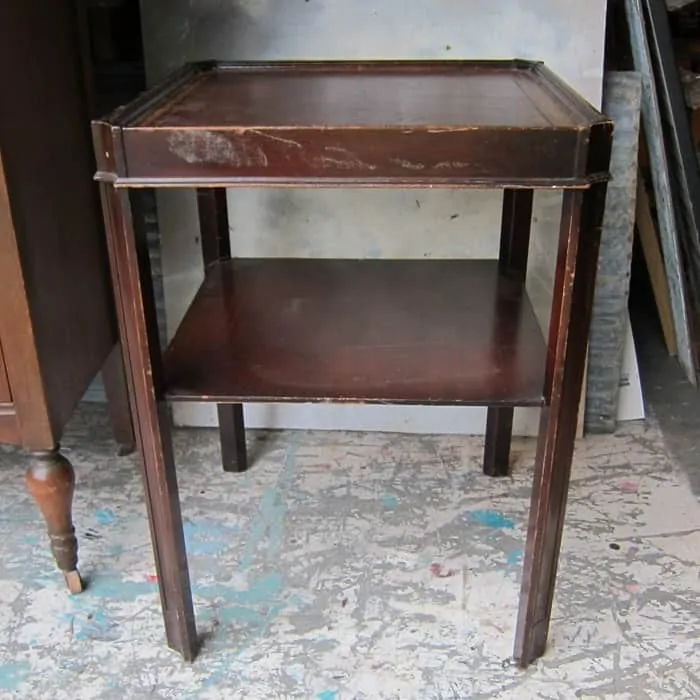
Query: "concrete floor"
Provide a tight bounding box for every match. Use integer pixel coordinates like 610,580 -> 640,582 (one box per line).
1,394 -> 700,698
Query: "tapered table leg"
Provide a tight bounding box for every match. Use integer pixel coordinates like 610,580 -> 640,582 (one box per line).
515,184 -> 608,667
98,176 -> 198,662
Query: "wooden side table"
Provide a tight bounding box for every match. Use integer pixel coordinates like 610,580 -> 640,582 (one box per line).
92,60 -> 612,667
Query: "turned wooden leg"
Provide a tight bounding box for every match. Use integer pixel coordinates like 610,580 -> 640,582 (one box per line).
25,448 -> 83,594
218,403 -> 248,473
483,189 -> 533,477
515,184 -> 608,667
103,342 -> 135,456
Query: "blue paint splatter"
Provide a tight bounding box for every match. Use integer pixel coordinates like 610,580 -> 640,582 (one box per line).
198,571 -> 283,607
88,574 -> 156,601
240,443 -> 297,571
195,444 -> 299,653
183,520 -> 240,557
317,691 -> 338,700
0,662 -> 30,691
467,510 -> 515,530
94,509 -> 116,525
506,549 -> 523,565
380,494 -> 398,509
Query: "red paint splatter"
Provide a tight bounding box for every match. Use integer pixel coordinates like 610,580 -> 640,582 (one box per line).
620,481 -> 639,493
430,563 -> 456,578
145,574 -> 158,583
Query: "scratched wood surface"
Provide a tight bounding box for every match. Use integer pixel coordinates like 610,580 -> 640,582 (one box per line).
96,60 -> 610,188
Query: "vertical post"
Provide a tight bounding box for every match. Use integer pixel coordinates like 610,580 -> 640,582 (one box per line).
102,343 -> 135,455
196,189 -> 248,473
515,183 -> 608,667
98,180 -> 198,662
196,188 -> 231,266
483,189 -> 534,477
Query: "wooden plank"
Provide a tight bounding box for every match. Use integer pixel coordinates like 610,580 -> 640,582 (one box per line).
624,0 -> 696,384
636,174 -> 678,356
585,71 -> 642,434
643,0 -> 700,304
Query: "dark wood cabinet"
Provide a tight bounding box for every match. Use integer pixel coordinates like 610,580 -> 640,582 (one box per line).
0,1 -> 133,593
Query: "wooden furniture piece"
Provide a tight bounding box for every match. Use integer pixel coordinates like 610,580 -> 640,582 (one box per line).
0,2 -> 134,593
92,60 -> 612,667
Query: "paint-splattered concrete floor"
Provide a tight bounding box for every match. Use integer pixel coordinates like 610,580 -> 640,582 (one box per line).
1,405 -> 699,699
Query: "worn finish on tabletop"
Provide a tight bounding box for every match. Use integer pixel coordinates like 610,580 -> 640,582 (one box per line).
92,59 -> 612,667
95,60 -> 610,189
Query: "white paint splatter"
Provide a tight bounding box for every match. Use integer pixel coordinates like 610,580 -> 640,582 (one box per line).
168,131 -> 268,167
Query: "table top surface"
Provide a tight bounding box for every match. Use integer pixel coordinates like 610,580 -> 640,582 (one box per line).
94,60 -> 612,188
131,61 -> 599,131
116,60 -> 605,132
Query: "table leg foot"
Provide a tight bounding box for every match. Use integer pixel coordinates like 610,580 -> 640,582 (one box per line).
64,570 -> 84,594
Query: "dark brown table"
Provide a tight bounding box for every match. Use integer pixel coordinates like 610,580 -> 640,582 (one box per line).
92,60 -> 612,667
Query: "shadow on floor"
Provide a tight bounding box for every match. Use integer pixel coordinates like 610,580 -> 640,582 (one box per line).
630,262 -> 700,496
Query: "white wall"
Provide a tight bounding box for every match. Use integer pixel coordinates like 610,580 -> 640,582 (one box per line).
141,0 -> 608,434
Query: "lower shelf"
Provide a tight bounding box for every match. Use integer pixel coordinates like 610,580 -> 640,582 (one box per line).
163,258 -> 547,406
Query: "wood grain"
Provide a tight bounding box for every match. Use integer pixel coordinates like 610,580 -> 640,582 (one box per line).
163,258 -> 547,407
95,60 -> 610,188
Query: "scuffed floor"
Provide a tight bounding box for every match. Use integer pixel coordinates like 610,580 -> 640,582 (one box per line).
1,406 -> 699,699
